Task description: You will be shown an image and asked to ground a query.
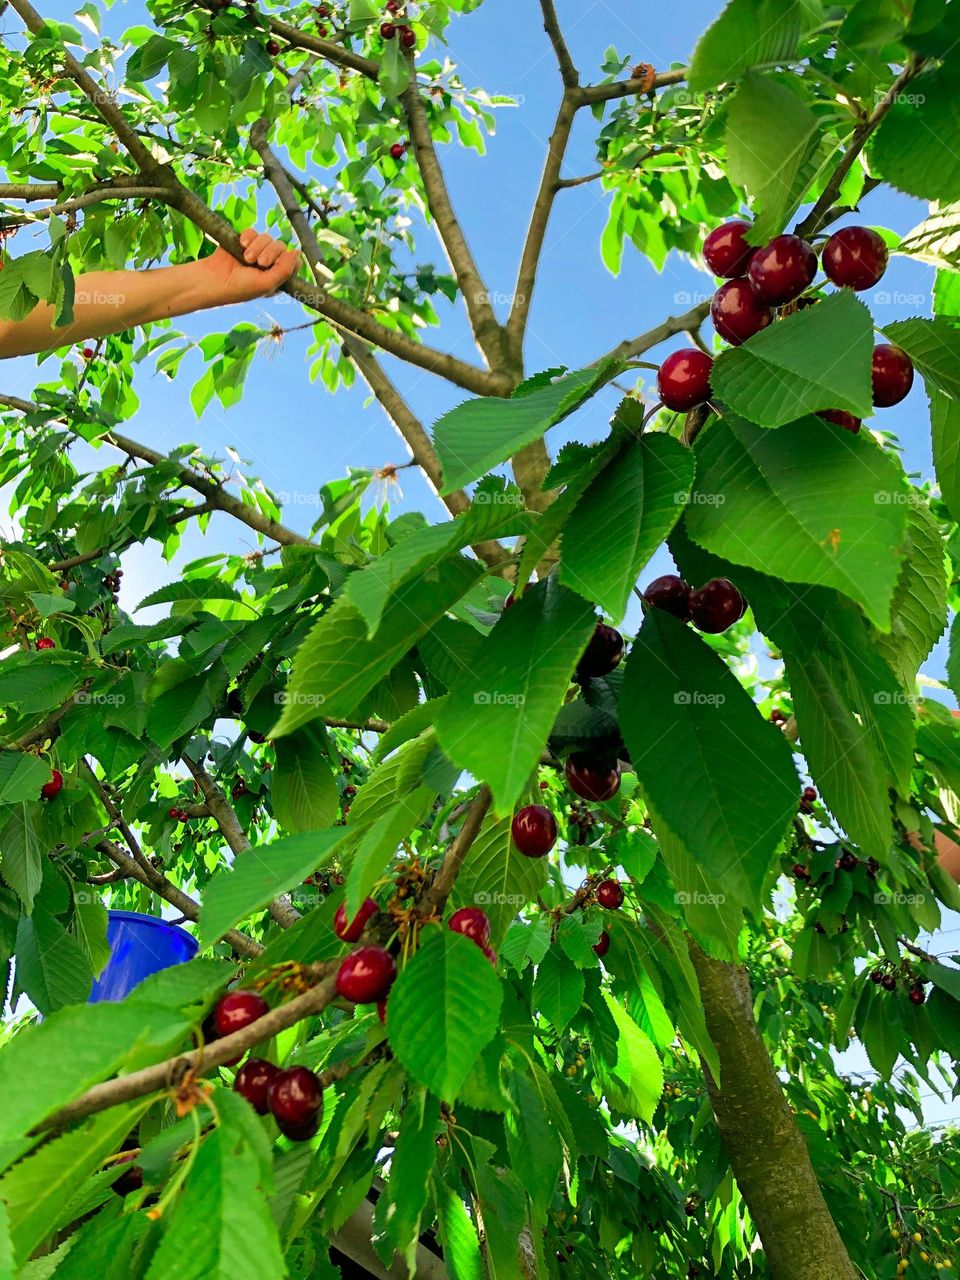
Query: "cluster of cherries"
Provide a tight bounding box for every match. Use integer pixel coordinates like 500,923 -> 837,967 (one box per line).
868,966 -> 927,1004
642,572 -> 746,635
655,220 -> 915,435
167,805 -> 194,823
380,0 -> 418,49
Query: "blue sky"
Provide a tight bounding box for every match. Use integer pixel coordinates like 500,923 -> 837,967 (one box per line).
3,1 -> 956,1124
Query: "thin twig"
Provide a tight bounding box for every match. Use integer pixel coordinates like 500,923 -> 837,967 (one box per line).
419,786 -> 491,917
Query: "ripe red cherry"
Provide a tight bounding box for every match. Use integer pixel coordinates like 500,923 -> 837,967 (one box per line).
576,622 -> 624,680
869,969 -> 884,984
266,38 -> 280,55
448,907 -> 491,947
40,768 -> 63,800
35,637 -> 56,650
336,945 -> 397,1003
792,863 -> 810,881
380,20 -> 396,37
82,346 -> 94,360
689,578 -> 745,634
511,805 -> 558,857
747,234 -> 817,306
565,754 -> 621,802
268,1065 -> 323,1135
819,409 -> 861,433
822,226 -> 888,290
644,574 -> 692,620
703,220 -> 754,278
333,897 -> 378,943
399,25 -> 417,48
593,930 -> 610,958
908,984 -> 926,1006
711,279 -> 773,345
234,1058 -> 279,1115
390,142 -> 406,160
214,989 -> 269,1037
802,786 -> 817,803
881,973 -> 897,992
481,943 -> 497,967
657,348 -> 714,412
871,345 -> 914,407
596,879 -> 625,910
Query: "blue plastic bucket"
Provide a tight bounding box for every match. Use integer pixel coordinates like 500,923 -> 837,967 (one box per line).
88,910 -> 199,1003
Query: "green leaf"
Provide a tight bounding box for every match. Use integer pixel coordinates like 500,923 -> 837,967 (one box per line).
386,930 -> 503,1102
433,361 -> 619,494
686,414 -> 909,630
41,1209 -> 150,1280
532,947 -> 585,1030
435,579 -> 597,814
381,1088 -> 439,1270
145,1119 -> 285,1280
930,391 -> 960,521
897,202 -> 960,272
872,67 -> 960,203
271,557 -> 483,734
620,612 -> 797,910
0,659 -> 83,713
591,992 -> 663,1121
884,316 -> 960,400
874,501 -> 948,690
344,784 -> 434,919
452,812 -> 549,946
558,434 -> 694,620
689,0 -> 803,92
710,292 -> 874,425
0,756 -> 50,805
15,906 -> 94,1012
271,730 -> 338,834
504,1069 -> 564,1212
855,987 -> 902,1078
0,1102 -> 150,1268
71,895 -> 111,979
0,805 -> 43,911
725,73 -> 822,241
434,1178 -> 483,1280
199,830 -> 345,946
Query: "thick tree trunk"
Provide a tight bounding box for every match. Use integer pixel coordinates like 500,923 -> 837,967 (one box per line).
690,948 -> 858,1280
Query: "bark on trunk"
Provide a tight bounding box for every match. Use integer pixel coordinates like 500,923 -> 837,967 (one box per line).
690,947 -> 858,1280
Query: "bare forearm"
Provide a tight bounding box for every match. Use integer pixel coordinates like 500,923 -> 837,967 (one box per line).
0,263 -> 227,358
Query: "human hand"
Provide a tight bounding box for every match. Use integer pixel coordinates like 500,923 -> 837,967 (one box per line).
197,228 -> 301,304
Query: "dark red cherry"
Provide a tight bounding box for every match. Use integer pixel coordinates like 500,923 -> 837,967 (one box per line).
399,25 -> 417,48
448,907 -> 491,947
511,805 -> 559,857
871,345 -> 914,407
596,879 -> 625,910
35,636 -> 56,650
278,1112 -> 320,1141
214,989 -> 269,1038
110,1151 -> 143,1197
576,622 -> 625,680
380,20 -> 396,37
869,969 -> 884,984
819,409 -> 861,433
822,226 -> 888,290
703,220 -> 754,278
711,279 -> 774,345
390,142 -> 406,160
333,897 -> 378,943
803,786 -> 817,803
234,1058 -> 279,1115
881,973 -> 897,991
481,943 -> 498,967
643,574 -> 692,620
267,1065 -> 323,1131
564,754 -> 621,802
265,38 -> 280,55
747,234 -> 817,305
593,930 -> 610,958
336,946 -> 397,1003
908,983 -> 926,1005
689,578 -> 745,634
792,863 -> 810,881
40,768 -> 64,800
657,348 -> 714,412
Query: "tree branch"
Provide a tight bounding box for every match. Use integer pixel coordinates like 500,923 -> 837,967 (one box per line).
419,786 -> 491,917
0,184 -> 169,229
794,60 -> 924,240
539,0 -> 579,88
182,754 -> 300,930
577,66 -> 687,106
31,972 -> 338,1133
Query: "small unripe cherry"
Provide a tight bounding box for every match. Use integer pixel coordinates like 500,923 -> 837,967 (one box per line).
333,897 -> 378,943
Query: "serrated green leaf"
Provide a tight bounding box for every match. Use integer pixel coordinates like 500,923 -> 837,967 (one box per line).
710,292 -> 874,425
381,1088 -> 439,1271
897,202 -> 960,272
433,361 -> 619,494
532,947 -> 584,1030
872,67 -> 960,203
386,930 -> 503,1102
689,0 -> 803,92
559,434 -> 693,619
686,414 -> 909,630
435,578 -> 597,814
434,1178 -> 483,1280
0,805 -> 43,911
272,730 -> 338,834
15,906 -> 93,1012
592,992 -> 663,1121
